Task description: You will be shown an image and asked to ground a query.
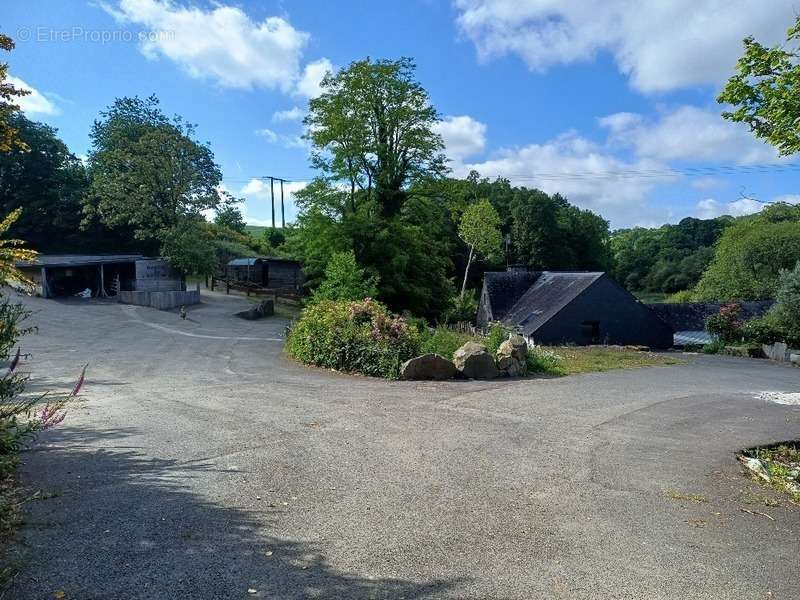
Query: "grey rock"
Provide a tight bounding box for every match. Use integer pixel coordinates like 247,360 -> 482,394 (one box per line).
453,341 -> 499,379
496,334 -> 528,377
790,353 -> 800,366
235,298 -> 275,320
763,342 -> 789,362
400,353 -> 458,380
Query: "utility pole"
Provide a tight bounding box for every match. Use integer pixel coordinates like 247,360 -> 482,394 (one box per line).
269,176 -> 275,229
280,179 -> 285,228
263,175 -> 289,229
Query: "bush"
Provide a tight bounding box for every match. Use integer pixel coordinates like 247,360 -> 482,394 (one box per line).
485,323 -> 512,353
442,291 -> 478,324
740,263 -> 800,347
418,327 -> 476,359
286,298 -> 419,379
701,339 -> 727,354
310,251 -> 380,304
665,289 -> 694,303
705,303 -> 743,343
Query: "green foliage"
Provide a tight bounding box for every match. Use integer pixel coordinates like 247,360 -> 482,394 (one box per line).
701,339 -> 727,355
458,199 -> 502,295
286,299 -> 420,379
0,34 -> 29,153
705,304 -> 743,343
311,250 -> 380,303
418,327 -> 476,359
526,346 -> 565,375
85,95 -> 222,242
305,57 -> 446,217
694,204 -> 800,300
485,323 -> 512,354
742,262 -> 800,347
718,16 -> 800,156
158,218 -> 217,276
611,217 -> 729,293
665,289 -> 695,303
214,194 -> 246,233
442,290 -> 478,324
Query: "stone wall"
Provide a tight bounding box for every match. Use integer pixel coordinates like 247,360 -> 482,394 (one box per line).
118,289 -> 200,310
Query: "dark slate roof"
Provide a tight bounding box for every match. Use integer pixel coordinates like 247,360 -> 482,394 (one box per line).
16,254 -> 146,268
500,271 -> 604,336
483,271 -> 540,321
647,301 -> 774,331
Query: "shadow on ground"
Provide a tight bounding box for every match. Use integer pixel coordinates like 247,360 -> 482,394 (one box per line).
6,426 -> 461,599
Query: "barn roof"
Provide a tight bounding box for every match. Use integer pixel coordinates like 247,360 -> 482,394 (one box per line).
228,258 -> 260,266
16,254 -> 147,268
484,271 -> 605,336
483,271 -> 540,321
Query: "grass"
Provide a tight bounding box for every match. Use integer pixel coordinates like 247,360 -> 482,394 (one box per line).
741,442 -> 800,504
244,225 -> 269,238
550,346 -> 684,375
0,460 -> 23,589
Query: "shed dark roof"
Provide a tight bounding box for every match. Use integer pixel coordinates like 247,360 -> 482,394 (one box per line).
227,256 -> 301,267
16,254 -> 147,268
483,271 -> 540,321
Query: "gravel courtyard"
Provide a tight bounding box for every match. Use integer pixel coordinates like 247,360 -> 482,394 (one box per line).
7,290 -> 800,599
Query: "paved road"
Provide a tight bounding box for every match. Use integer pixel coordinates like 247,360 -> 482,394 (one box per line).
6,290 -> 800,599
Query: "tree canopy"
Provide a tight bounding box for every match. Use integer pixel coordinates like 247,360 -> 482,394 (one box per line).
458,199 -> 501,295
304,57 -> 446,217
85,95 -> 222,242
718,16 -> 800,156
0,34 -> 29,153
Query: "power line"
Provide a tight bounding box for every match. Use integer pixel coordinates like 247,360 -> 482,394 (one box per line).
221,162 -> 800,185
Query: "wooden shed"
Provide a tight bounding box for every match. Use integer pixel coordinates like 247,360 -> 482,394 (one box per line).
225,257 -> 303,292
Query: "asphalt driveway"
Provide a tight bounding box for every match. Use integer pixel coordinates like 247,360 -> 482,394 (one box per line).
6,290 -> 800,599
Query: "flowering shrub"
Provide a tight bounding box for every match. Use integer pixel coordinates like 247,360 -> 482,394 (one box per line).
705,303 -> 743,343
286,298 -> 420,379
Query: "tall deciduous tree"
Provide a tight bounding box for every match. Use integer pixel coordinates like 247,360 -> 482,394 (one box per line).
458,199 -> 502,296
304,58 -> 447,216
85,95 -> 222,241
214,192 -> 246,233
0,114 -> 89,250
718,16 -> 800,155
0,34 -> 29,153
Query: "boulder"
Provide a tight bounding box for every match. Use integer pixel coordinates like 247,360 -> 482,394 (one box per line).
453,341 -> 499,379
496,334 -> 528,377
400,353 -> 457,380
235,298 -> 275,320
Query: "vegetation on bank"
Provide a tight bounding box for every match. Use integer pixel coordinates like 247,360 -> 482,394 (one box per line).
741,443 -> 800,504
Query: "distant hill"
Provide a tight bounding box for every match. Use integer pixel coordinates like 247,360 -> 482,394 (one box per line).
245,225 -> 268,238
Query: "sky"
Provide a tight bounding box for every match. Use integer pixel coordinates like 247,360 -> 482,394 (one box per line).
3,0 -> 799,229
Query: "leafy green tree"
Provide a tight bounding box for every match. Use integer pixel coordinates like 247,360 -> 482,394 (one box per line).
312,250 -> 380,303
718,17 -> 800,155
85,96 -> 222,242
158,218 -> 217,276
305,57 -> 446,217
695,203 -> 800,300
0,34 -> 29,153
0,114 -> 90,250
214,193 -> 246,233
458,199 -> 502,296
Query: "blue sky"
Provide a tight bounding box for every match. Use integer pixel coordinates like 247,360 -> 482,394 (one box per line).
4,0 -> 799,228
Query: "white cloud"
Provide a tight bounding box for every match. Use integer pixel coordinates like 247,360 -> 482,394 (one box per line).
460,131 -> 674,224
434,115 -> 487,161
455,0 -> 797,92
255,127 -> 308,150
695,197 -> 765,219
7,75 -> 59,116
600,105 -> 782,164
272,106 -> 305,122
294,58 -> 334,98
690,177 -> 725,191
105,0 -> 312,92
773,194 -> 800,205
239,178 -> 308,225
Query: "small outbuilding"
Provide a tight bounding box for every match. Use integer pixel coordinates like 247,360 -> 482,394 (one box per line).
478,268 -> 674,348
225,257 -> 303,292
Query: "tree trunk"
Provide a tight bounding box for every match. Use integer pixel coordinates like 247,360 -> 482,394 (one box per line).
460,244 -> 475,298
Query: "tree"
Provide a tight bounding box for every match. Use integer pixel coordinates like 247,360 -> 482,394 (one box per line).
158,218 -> 217,276
694,203 -> 800,300
304,58 -> 446,216
214,194 -> 246,233
85,96 -> 222,242
718,16 -> 800,155
311,250 -> 380,303
0,34 -> 29,153
458,199 -> 502,296
0,114 -> 90,250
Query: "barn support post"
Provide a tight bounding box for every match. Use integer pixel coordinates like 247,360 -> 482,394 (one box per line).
41,267 -> 49,298
99,264 -> 108,298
